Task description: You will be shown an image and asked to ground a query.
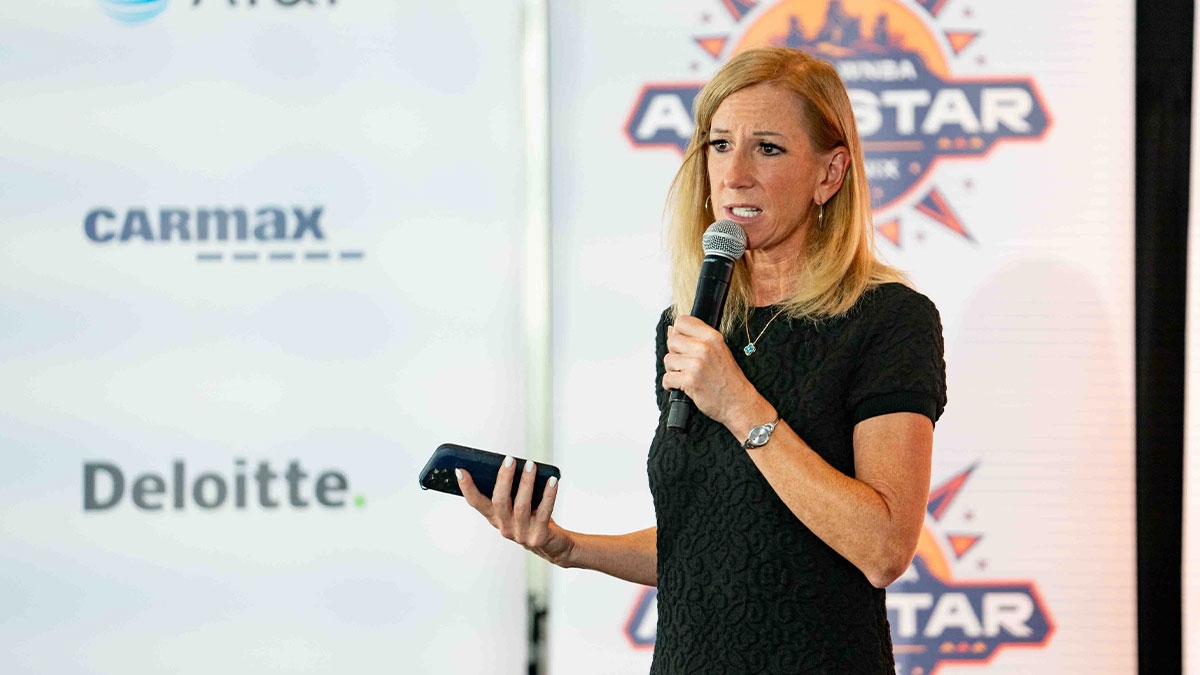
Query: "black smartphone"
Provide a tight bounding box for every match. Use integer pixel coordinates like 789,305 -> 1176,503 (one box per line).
418,443 -> 561,510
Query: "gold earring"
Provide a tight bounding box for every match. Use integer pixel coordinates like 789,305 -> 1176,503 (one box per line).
818,202 -> 824,225
704,196 -> 711,213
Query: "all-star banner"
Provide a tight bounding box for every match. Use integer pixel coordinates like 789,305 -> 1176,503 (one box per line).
548,1 -> 1133,673
0,2 -> 530,674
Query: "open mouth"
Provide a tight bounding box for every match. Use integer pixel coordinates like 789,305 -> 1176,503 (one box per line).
730,206 -> 762,218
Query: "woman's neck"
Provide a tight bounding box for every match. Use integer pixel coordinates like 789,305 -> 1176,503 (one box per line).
744,247 -> 804,307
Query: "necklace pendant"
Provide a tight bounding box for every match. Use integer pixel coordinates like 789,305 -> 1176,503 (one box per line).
744,343 -> 756,356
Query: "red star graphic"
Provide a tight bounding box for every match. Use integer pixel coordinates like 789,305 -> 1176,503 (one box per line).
690,61 -> 700,72
701,12 -> 712,23
977,559 -> 988,570
964,509 -> 974,520
963,7 -> 973,18
976,55 -> 987,65
963,179 -> 974,191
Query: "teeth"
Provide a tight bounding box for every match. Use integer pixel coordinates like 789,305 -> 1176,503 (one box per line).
731,207 -> 761,217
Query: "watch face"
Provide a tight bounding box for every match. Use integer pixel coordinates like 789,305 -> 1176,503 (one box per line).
748,426 -> 770,446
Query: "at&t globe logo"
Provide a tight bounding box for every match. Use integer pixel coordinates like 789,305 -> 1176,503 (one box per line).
98,0 -> 169,24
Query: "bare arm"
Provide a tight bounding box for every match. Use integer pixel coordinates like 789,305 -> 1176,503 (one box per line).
457,457 -> 658,587
664,315 -> 933,588
730,405 -> 931,588
560,527 -> 657,586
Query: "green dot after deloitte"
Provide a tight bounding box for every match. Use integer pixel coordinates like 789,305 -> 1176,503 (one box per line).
82,459 -> 360,512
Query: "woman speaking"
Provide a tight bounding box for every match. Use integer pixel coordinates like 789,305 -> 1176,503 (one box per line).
457,46 -> 947,673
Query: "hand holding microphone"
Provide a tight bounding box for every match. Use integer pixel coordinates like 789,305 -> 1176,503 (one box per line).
665,220 -> 747,431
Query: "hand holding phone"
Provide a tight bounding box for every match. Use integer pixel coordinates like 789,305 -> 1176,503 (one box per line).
419,443 -> 560,510
421,442 -> 573,567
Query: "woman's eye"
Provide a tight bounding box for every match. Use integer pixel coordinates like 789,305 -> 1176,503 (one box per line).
708,139 -> 730,152
760,142 -> 784,156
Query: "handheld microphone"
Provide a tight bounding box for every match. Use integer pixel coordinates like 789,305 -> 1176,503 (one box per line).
667,219 -> 747,432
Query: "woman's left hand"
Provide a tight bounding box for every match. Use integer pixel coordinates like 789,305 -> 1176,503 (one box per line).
662,314 -> 761,428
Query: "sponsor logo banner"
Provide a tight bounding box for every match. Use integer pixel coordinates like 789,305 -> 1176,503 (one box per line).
97,0 -> 338,25
83,459 -> 364,512
83,205 -> 365,263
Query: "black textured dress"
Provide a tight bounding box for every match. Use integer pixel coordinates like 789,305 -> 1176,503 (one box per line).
647,282 -> 947,674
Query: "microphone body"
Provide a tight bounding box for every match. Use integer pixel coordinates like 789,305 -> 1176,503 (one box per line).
667,220 -> 746,432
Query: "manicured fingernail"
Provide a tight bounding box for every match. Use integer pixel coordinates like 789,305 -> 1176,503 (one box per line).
524,459 -> 534,473
503,456 -> 514,468
547,476 -> 558,488
454,468 -> 463,481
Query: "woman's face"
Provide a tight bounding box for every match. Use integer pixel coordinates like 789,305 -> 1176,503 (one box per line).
707,82 -> 832,252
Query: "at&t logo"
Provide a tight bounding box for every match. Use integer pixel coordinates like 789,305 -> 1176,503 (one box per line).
98,0 -> 169,24
98,0 -> 337,25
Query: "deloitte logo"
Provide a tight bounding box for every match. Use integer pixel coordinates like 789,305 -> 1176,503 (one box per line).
83,459 -> 364,512
98,0 -> 169,24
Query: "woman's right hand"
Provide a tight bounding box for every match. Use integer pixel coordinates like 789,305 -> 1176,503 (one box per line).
457,457 -> 574,567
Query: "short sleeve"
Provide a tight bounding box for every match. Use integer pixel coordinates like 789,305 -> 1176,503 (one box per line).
847,286 -> 947,425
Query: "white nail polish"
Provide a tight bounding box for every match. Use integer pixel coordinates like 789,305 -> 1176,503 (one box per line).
547,476 -> 558,488
503,456 -> 514,469
454,468 -> 463,480
524,459 -> 534,473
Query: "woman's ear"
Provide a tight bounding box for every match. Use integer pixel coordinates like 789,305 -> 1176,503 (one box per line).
815,146 -> 850,205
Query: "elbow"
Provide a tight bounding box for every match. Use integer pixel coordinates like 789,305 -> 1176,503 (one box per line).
864,542 -> 916,589
865,561 -> 907,589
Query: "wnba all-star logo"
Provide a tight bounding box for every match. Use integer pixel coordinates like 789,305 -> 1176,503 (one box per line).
886,465 -> 1054,674
624,465 -> 1055,673
625,0 -> 1051,247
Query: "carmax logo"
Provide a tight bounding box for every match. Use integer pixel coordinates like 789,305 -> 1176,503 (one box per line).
83,205 -> 365,263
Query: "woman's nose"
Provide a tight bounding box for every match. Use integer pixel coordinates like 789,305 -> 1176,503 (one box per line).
723,150 -> 755,189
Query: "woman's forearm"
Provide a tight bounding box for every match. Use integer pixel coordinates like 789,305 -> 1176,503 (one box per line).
725,396 -> 932,588
560,525 -> 658,587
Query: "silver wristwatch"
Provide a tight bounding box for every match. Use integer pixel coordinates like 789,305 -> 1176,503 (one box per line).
742,415 -> 781,450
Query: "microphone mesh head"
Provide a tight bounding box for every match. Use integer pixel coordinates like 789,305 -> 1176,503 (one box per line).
702,220 -> 747,260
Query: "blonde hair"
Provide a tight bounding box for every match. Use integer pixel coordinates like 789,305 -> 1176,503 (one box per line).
666,46 -> 907,333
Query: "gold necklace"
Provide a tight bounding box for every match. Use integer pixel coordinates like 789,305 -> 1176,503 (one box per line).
743,307 -> 787,356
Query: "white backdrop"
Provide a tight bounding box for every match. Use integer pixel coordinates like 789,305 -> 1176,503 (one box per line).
0,2 -> 531,673
547,1 -> 1134,673
0,1 -> 1140,673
